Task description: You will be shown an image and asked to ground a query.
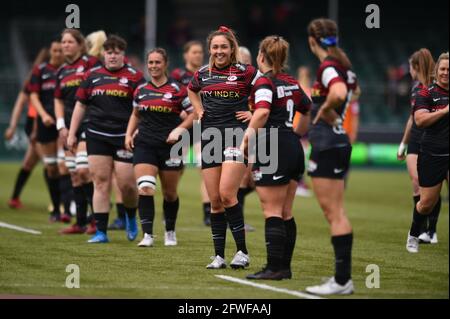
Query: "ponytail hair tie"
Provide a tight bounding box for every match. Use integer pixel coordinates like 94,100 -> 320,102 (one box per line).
219,26 -> 230,33
320,36 -> 338,47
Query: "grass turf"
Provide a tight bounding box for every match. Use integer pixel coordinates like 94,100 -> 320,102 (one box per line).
0,163 -> 448,299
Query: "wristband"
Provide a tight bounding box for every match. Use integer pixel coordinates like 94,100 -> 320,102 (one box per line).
56,118 -> 66,130
398,142 -> 407,156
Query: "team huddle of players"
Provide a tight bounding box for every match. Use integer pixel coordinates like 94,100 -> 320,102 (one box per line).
4,17 -> 448,296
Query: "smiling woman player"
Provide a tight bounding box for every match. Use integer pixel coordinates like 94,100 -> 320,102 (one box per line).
407,52 -> 449,253
188,26 -> 261,269
126,48 -> 194,247
171,41 -> 212,226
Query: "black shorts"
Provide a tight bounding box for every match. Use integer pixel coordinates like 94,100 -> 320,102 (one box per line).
133,139 -> 184,170
37,117 -> 58,144
86,132 -> 133,163
201,126 -> 247,169
307,146 -> 352,179
252,134 -> 305,186
417,151 -> 449,187
407,140 -> 420,155
25,116 -> 35,138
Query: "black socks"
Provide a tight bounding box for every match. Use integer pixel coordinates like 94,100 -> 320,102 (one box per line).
211,212 -> 227,258
225,204 -> 248,254
94,213 -> 109,233
164,198 -> 179,232
138,195 -> 155,235
265,217 -> 286,272
282,218 -> 297,270
73,186 -> 88,227
331,233 -> 353,285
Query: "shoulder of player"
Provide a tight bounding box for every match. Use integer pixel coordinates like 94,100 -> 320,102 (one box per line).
83,65 -> 105,79
232,63 -> 256,74
318,58 -> 346,75
170,68 -> 184,79
415,84 -> 433,98
124,64 -> 145,80
134,81 -> 151,96
83,54 -> 100,66
254,74 -> 274,88
167,78 -> 186,93
37,62 -> 48,71
197,64 -> 209,74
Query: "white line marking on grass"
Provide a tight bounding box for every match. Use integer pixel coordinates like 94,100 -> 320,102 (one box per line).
0,283 -> 236,291
215,275 -> 324,299
0,221 -> 42,235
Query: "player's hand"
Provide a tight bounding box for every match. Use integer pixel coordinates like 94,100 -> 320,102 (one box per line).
313,107 -> 335,125
236,111 -> 252,123
42,113 -> 55,127
195,109 -> 204,122
67,134 -> 77,153
312,106 -> 326,125
239,135 -> 249,160
4,126 -> 16,141
166,127 -> 185,144
397,142 -> 407,161
125,134 -> 135,152
58,128 -> 69,147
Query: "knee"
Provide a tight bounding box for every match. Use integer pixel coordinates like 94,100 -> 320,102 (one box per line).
70,171 -> 81,186
46,165 -> 59,178
77,168 -> 91,183
209,194 -> 223,211
418,198 -> 436,214
137,175 -> 156,196
219,190 -> 236,207
93,175 -> 110,192
321,204 -> 338,223
138,187 -> 155,196
120,183 -> 137,199
163,191 -> 178,202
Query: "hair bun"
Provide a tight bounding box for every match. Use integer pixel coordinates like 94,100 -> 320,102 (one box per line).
219,26 -> 230,33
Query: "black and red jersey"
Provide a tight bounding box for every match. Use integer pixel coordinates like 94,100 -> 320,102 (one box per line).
309,56 -> 358,151
251,72 -> 311,134
28,62 -> 59,117
76,64 -> 145,136
413,83 -> 449,155
188,63 -> 261,129
55,55 -> 101,127
171,68 -> 195,86
409,81 -> 426,144
133,79 -> 193,146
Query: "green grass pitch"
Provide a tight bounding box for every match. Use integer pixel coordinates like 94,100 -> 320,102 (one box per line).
0,163 -> 448,299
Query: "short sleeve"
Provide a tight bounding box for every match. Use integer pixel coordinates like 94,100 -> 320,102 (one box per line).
54,70 -> 62,99
413,87 -> 431,113
28,65 -> 42,94
296,86 -> 312,115
179,86 -> 193,113
75,75 -> 91,105
188,71 -> 202,93
252,77 -> 273,110
321,66 -> 344,89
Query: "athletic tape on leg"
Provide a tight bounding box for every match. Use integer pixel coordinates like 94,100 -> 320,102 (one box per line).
137,175 -> 156,190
